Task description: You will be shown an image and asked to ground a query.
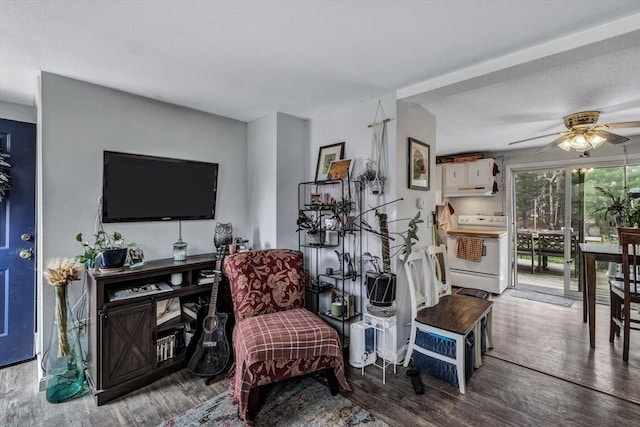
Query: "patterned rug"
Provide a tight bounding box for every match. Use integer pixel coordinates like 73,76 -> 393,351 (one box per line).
158,376 -> 388,427
511,289 -> 574,307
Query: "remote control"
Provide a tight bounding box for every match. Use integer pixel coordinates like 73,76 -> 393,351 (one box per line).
406,368 -> 424,394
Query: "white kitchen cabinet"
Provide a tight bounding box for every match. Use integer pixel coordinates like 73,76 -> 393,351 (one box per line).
434,164 -> 444,206
444,158 -> 497,197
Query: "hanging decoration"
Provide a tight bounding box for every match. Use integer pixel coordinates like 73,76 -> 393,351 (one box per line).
361,100 -> 391,195
0,148 -> 10,201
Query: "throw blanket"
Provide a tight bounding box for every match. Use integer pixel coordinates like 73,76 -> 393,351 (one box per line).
230,308 -> 351,422
455,236 -> 484,262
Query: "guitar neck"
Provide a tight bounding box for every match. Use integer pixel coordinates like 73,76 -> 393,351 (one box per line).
206,271 -> 222,318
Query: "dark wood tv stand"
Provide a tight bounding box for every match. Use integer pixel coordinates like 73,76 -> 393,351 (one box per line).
86,254 -> 220,405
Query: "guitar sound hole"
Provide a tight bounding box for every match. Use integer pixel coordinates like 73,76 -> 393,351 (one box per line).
203,315 -> 218,333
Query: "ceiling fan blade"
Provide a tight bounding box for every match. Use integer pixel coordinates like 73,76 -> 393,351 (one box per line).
601,121 -> 640,129
535,135 -> 568,153
595,129 -> 629,145
508,132 -> 563,146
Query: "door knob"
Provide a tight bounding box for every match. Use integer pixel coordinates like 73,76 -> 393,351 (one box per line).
21,233 -> 32,241
19,249 -> 33,260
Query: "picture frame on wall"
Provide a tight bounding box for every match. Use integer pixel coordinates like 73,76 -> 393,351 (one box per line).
327,158 -> 353,181
408,137 -> 430,191
315,142 -> 345,181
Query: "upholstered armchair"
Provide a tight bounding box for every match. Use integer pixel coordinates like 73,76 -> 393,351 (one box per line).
223,249 -> 350,423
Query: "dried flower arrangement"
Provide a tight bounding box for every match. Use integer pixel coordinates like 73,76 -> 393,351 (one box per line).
44,258 -> 82,356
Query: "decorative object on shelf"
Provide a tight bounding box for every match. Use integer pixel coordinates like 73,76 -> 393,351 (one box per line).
357,159 -> 386,195
173,221 -> 188,262
126,245 -> 145,267
408,137 -> 430,191
0,148 -> 10,201
214,222 -> 233,253
43,258 -> 86,403
171,272 -> 183,287
75,229 -> 132,271
315,142 -> 345,182
335,250 -> 355,277
327,158 -> 353,181
360,203 -> 423,316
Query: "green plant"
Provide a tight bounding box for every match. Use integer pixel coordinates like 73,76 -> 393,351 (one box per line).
360,201 -> 423,273
75,230 -> 127,267
594,186 -> 640,228
296,211 -> 321,234
357,160 -> 386,194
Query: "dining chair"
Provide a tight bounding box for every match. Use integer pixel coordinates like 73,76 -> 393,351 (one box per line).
609,227 -> 640,362
425,244 -> 493,365
403,249 -> 493,393
516,232 -> 537,274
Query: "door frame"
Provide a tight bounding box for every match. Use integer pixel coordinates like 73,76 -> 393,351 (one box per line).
506,153 -> 640,296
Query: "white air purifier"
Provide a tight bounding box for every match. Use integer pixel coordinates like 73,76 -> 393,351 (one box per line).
349,321 -> 376,368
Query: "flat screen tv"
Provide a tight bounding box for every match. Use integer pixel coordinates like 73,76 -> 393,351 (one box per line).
102,151 -> 218,223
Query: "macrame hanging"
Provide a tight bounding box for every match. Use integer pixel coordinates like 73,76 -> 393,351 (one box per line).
0,148 -> 10,202
366,100 -> 391,194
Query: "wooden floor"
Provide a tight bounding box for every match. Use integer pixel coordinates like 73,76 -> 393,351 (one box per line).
2,289 -> 639,426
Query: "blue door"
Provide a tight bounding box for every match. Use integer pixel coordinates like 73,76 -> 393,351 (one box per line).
0,119 -> 36,367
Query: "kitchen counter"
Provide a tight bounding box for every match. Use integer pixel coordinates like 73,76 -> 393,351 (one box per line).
447,228 -> 507,238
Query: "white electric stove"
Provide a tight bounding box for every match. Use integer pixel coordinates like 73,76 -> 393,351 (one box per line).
446,215 -> 508,295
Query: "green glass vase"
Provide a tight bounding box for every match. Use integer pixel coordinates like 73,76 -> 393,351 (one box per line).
45,285 -> 86,403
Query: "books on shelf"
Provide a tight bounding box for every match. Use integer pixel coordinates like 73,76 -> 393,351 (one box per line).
181,301 -> 201,321
156,297 -> 182,325
156,333 -> 177,363
197,269 -> 221,285
108,282 -> 172,302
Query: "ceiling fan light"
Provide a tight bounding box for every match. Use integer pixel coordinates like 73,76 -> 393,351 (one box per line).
558,139 -> 572,151
586,133 -> 606,149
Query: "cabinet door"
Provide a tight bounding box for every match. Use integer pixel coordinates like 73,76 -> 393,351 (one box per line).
445,163 -> 466,187
100,301 -> 154,389
434,164 -> 444,206
467,159 -> 493,185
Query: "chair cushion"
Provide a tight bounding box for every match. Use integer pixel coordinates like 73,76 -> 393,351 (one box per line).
231,308 -> 350,419
223,249 -> 305,322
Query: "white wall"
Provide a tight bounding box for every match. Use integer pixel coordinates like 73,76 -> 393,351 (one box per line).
247,113 -> 278,248
276,113 -> 307,250
0,101 -> 36,123
38,72 -> 247,379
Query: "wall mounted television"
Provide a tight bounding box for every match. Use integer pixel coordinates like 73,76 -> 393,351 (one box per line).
102,151 -> 219,223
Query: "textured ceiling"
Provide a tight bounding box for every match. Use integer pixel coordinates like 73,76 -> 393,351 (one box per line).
1,1 -> 639,155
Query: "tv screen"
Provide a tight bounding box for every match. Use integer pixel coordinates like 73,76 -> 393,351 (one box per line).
102,151 -> 218,223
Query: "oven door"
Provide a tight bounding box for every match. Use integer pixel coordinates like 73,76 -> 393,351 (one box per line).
447,235 -> 500,275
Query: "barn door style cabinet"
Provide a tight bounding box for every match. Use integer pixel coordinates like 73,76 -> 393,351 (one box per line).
86,254 -> 219,405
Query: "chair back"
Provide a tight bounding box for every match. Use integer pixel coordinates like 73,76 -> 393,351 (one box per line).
223,249 -> 305,322
403,249 -> 434,321
618,227 -> 640,301
516,232 -> 535,253
425,244 -> 452,305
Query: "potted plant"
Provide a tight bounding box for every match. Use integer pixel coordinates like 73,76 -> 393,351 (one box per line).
75,229 -> 131,270
595,185 -> 640,229
361,206 -> 422,314
333,197 -> 356,231
357,160 -> 386,195
296,210 -> 324,245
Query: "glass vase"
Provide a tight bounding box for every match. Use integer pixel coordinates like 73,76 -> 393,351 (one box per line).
45,285 -> 86,403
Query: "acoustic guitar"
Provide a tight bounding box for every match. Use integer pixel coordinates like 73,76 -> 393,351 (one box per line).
186,271 -> 230,376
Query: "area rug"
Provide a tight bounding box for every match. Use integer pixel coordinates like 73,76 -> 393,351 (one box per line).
158,376 -> 388,427
511,289 -> 574,307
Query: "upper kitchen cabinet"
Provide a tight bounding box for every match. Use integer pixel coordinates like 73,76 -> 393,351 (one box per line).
444,158 -> 498,197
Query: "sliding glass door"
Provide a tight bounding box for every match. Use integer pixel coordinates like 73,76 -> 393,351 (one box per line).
513,162 -> 640,301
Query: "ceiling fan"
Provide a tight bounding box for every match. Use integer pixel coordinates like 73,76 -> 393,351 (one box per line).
508,111 -> 640,153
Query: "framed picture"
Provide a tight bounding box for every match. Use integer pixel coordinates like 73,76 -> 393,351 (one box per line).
408,138 -> 430,191
315,142 -> 345,181
126,246 -> 145,267
327,158 -> 353,181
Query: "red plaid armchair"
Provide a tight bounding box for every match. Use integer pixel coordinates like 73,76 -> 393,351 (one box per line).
223,249 -> 350,423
